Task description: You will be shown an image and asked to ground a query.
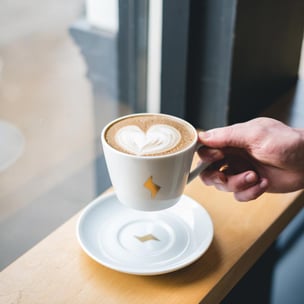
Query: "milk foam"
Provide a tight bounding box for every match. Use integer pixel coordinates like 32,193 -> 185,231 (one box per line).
115,124 -> 181,155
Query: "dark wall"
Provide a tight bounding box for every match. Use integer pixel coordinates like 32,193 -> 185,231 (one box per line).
229,0 -> 304,123
185,0 -> 304,129
185,0 -> 237,129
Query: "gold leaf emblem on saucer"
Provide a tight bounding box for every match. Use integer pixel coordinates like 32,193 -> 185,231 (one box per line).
134,234 -> 160,242
144,176 -> 161,198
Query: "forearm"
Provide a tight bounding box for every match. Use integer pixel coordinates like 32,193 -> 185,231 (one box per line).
294,127 -> 304,164
295,128 -> 304,143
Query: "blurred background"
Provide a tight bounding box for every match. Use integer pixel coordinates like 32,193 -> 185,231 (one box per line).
0,0 -> 303,303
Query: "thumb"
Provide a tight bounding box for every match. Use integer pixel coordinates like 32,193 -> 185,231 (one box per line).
199,124 -> 249,149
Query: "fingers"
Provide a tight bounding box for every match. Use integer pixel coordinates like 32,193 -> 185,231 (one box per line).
199,126 -> 249,149
200,169 -> 269,202
200,170 -> 258,192
233,178 -> 268,201
198,147 -> 225,163
198,135 -> 268,201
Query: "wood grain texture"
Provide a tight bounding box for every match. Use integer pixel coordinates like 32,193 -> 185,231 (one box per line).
1,174 -> 303,304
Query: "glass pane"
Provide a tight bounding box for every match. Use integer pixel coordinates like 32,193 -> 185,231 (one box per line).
0,0 -> 149,269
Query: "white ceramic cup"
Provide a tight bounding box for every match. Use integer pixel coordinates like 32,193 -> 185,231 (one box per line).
101,113 -> 209,211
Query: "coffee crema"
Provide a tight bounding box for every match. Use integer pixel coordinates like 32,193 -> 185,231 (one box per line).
105,114 -> 195,156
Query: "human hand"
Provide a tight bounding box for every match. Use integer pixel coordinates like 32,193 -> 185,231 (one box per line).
198,117 -> 304,201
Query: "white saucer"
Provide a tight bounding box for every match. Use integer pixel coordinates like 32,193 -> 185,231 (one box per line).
77,192 -> 214,275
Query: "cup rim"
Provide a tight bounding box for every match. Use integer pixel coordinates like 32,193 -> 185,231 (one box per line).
101,113 -> 198,159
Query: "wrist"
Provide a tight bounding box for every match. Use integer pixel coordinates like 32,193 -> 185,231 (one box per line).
298,128 -> 304,139
295,128 -> 304,148
295,127 -> 304,170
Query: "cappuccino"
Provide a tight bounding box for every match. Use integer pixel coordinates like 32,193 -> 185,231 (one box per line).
105,114 -> 195,156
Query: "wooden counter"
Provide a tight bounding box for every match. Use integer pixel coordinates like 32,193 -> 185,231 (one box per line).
1,175 -> 303,304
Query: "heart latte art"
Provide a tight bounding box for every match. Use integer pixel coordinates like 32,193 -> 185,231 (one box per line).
105,114 -> 195,156
115,125 -> 181,155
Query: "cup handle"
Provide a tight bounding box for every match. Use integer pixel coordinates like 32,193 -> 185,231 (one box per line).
187,143 -> 210,184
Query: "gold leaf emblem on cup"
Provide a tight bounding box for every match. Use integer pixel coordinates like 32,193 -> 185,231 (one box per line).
134,234 -> 160,242
144,176 -> 161,198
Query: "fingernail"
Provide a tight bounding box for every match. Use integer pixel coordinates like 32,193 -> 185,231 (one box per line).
260,178 -> 268,189
214,174 -> 227,184
206,149 -> 221,159
245,172 -> 257,183
199,131 -> 211,140
210,149 -> 222,159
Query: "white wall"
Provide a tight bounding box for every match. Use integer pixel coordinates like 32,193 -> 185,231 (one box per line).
86,0 -> 119,33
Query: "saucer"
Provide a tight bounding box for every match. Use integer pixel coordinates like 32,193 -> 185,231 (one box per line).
77,192 -> 213,275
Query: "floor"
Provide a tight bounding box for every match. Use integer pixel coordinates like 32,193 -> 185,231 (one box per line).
0,0 -> 114,269
0,0 -> 93,218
